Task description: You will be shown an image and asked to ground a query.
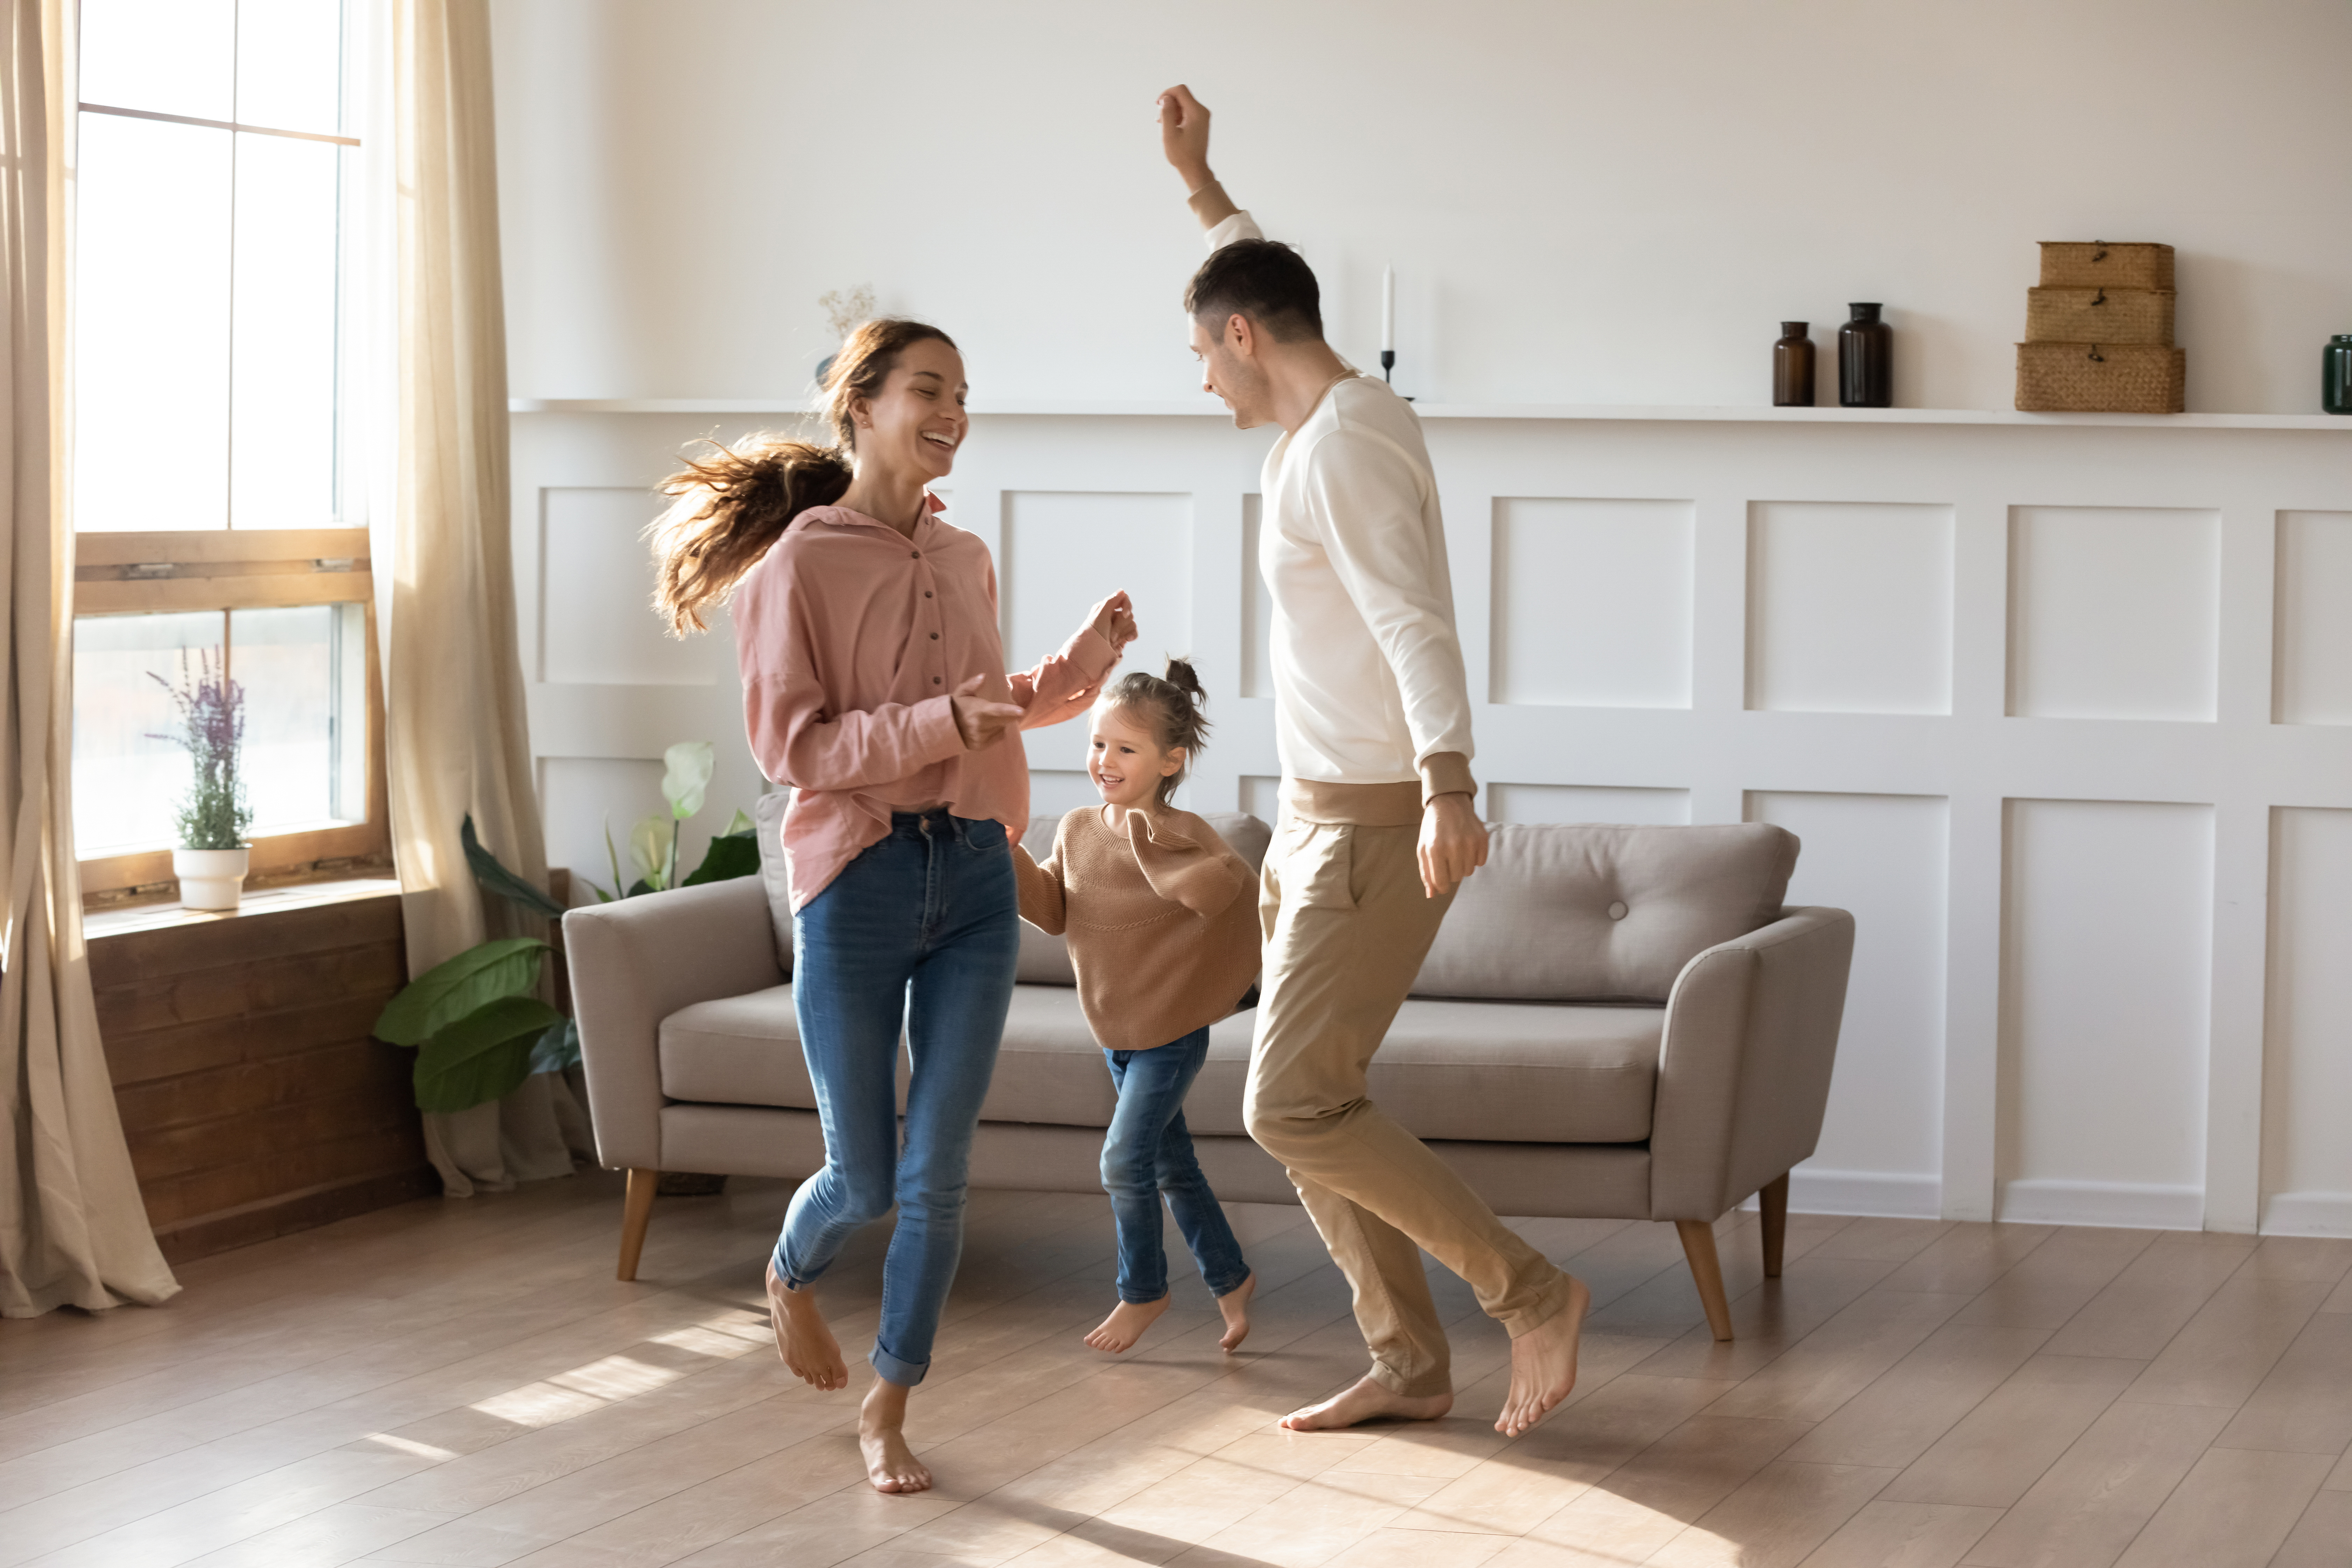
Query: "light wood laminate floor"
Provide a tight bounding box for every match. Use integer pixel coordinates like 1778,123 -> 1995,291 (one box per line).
3,1172 -> 2348,1568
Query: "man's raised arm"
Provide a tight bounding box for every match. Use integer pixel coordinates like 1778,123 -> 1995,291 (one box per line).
1158,84 -> 1259,246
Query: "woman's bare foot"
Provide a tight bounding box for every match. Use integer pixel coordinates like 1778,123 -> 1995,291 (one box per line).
1496,1274 -> 1591,1437
766,1259 -> 849,1391
1216,1273 -> 1256,1353
861,1378 -> 932,1494
1083,1292 -> 1171,1353
1279,1374 -> 1452,1431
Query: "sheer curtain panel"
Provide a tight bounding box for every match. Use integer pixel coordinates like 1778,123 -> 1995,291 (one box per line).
1,0 -> 178,1317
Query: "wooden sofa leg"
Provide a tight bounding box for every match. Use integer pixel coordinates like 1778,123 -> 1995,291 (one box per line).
1676,1220 -> 1735,1342
1760,1172 -> 1790,1279
618,1168 -> 658,1281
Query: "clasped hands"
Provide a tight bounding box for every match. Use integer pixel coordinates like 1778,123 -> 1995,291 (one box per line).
952,590 -> 1139,751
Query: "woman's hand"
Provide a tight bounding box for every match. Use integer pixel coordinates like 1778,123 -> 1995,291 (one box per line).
950,675 -> 1023,751
1089,590 -> 1139,656
1157,85 -> 1212,190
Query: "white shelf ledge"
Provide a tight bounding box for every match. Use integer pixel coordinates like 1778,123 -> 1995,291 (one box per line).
509,397 -> 2351,431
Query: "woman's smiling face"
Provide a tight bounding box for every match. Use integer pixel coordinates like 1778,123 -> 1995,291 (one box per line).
1087,702 -> 1183,811
850,336 -> 968,483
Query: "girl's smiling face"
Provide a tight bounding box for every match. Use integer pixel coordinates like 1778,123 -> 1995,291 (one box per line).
1087,702 -> 1185,812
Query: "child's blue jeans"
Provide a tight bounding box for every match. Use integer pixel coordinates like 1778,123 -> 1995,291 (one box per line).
1101,1027 -> 1251,1304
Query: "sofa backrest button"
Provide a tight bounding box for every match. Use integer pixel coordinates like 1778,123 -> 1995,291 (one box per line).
1607,901 -> 1629,920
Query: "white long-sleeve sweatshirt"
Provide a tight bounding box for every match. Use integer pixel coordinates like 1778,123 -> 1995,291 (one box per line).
1206,208 -> 1478,804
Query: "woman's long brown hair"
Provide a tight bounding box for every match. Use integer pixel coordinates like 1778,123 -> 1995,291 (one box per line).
649,318 -> 957,634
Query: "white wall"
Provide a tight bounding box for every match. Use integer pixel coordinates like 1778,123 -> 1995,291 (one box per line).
492,1 -> 2352,1236
490,0 -> 2352,414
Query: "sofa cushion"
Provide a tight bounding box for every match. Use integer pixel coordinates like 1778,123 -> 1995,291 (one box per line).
1015,808 -> 1272,986
1185,998 -> 1660,1143
1414,823 -> 1798,1003
660,982 -> 1656,1145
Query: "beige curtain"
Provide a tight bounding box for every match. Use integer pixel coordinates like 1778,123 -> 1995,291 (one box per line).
0,0 -> 177,1316
382,0 -> 587,1196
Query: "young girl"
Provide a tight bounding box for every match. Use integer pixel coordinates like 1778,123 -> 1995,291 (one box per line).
1013,661 -> 1260,1355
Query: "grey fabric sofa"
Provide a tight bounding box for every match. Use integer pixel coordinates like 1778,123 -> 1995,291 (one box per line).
566,807 -> 1855,1340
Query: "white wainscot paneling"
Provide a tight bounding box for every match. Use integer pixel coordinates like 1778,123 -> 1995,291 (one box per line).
542,756 -> 677,900
1749,792 -> 1950,1218
1240,775 -> 1282,825
1027,769 -> 1100,823
1241,494 -> 1273,699
541,488 -> 711,686
2273,510 -> 2352,726
1491,497 -> 1692,709
1999,798 -> 2214,1228
2261,808 -> 2352,1233
1005,491 -> 1192,773
1747,502 -> 1953,715
1488,782 -> 1691,826
2007,505 -> 2219,721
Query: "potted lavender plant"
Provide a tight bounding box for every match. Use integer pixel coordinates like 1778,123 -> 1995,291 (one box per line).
151,650 -> 253,910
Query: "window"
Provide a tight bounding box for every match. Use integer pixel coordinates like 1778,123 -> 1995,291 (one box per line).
72,0 -> 384,899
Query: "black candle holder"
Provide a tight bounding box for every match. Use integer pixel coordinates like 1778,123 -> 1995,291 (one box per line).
1380,349 -> 1395,383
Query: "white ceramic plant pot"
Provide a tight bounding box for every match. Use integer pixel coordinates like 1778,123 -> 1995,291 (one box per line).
173,847 -> 251,911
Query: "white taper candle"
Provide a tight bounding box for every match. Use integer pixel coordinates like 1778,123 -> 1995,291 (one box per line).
1381,265 -> 1395,353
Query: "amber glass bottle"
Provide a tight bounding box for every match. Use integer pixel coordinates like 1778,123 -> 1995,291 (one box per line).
1839,303 -> 1892,408
1773,322 -> 1815,406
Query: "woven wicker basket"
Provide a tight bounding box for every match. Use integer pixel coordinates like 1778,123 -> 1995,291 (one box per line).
2039,241 -> 2174,291
2025,286 -> 2174,346
2016,342 -> 2184,413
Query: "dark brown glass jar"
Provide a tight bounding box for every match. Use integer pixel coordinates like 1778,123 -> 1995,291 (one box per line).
1839,303 -> 1892,408
1773,322 -> 1814,406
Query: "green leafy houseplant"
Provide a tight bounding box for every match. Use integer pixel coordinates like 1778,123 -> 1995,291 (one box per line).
371,740 -> 763,1116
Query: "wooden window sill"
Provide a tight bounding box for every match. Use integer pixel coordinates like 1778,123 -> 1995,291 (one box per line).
83,875 -> 401,941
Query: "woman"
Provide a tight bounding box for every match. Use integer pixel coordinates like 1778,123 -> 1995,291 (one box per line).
651,319 -> 1135,1494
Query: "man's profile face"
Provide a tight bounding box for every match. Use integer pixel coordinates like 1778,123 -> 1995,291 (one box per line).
1190,312 -> 1269,430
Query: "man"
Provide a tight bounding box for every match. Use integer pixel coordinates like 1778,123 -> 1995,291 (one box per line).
1156,84 -> 1589,1440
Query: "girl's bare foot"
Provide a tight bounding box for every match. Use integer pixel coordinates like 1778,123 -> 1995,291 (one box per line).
1496,1274 -> 1590,1437
1083,1292 -> 1170,1352
1216,1273 -> 1256,1352
766,1259 -> 849,1391
861,1378 -> 932,1494
1280,1374 -> 1452,1431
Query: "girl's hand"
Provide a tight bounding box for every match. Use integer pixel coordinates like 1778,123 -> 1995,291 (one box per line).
1089,591 -> 1139,655
1157,85 -> 1213,190
950,675 -> 1023,751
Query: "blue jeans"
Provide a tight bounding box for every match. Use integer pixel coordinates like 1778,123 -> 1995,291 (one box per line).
1102,1027 -> 1251,1304
772,811 -> 1019,1386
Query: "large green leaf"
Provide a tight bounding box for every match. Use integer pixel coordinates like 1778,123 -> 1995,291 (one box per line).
462,814 -> 567,921
528,1016 -> 581,1075
373,938 -> 549,1047
662,741 -> 715,821
681,830 -> 760,887
412,995 -> 567,1113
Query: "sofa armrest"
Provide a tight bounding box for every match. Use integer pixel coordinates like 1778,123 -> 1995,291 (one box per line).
564,876 -> 785,1171
1648,905 -> 1855,1221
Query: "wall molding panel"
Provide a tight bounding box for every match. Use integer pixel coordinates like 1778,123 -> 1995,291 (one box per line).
513,407 -> 2352,1236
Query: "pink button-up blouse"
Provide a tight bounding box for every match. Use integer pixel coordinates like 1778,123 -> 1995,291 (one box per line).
733,498 -> 1118,909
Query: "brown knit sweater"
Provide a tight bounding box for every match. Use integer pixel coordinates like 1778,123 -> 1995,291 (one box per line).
1012,806 -> 1263,1052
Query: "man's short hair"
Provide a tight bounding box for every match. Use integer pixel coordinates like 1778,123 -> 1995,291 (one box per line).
1184,238 -> 1323,343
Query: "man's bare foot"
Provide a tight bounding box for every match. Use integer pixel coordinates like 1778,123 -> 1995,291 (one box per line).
1216,1273 -> 1256,1353
1279,1374 -> 1452,1431
1496,1274 -> 1591,1437
1083,1292 -> 1171,1353
861,1378 -> 932,1494
766,1259 -> 848,1391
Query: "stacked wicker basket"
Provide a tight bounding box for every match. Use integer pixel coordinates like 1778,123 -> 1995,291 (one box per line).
2016,242 -> 2184,413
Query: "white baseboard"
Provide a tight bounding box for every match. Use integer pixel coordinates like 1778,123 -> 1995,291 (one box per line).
1997,1178 -> 2203,1230
2260,1191 -> 2352,1237
1736,1168 -> 1942,1220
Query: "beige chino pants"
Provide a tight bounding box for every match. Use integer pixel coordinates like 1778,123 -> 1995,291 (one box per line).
1246,815 -> 1574,1398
